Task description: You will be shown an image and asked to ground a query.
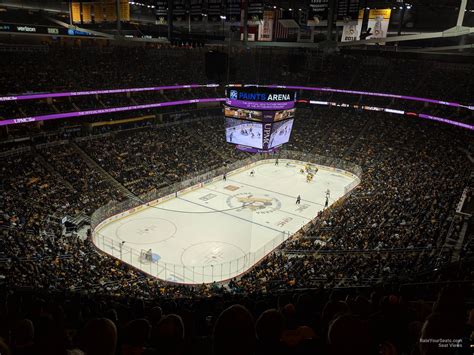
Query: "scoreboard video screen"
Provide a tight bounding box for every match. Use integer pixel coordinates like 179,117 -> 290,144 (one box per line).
274,108 -> 296,121
225,117 -> 263,149
223,86 -> 297,152
224,106 -> 262,121
224,107 -> 295,151
269,119 -> 294,148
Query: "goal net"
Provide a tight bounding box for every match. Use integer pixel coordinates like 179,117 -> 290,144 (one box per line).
140,249 -> 153,263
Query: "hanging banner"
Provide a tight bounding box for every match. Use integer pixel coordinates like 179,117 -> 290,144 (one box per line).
341,9 -> 363,42
336,0 -> 360,20
71,0 -> 129,23
207,0 -> 222,22
248,0 -> 264,21
173,0 -> 186,22
367,8 -> 391,44
155,0 -> 168,24
119,0 -> 130,21
94,3 -> 105,23
190,0 -> 203,22
258,10 -> 274,41
104,1 -> 117,21
71,3 -> 81,23
82,3 -> 92,23
226,0 -> 241,22
309,0 -> 329,22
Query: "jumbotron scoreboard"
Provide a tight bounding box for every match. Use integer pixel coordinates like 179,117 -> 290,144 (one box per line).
224,85 -> 297,153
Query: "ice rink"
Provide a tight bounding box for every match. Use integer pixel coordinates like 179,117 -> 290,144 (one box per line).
94,159 -> 359,284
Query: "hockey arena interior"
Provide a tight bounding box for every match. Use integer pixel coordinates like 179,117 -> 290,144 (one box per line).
0,1 -> 473,354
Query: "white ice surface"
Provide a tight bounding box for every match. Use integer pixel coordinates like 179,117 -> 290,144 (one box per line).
95,160 -> 357,284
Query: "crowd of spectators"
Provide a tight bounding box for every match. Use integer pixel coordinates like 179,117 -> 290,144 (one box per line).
0,284 -> 472,355
40,144 -> 126,212
1,106 -> 471,296
0,44 -> 472,354
80,122 -> 224,195
0,46 -> 208,96
0,45 -> 472,119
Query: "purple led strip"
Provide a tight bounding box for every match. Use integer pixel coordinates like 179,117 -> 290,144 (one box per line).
2,93 -> 472,131
0,84 -> 220,102
0,98 -> 226,127
5,83 -> 472,112
417,113 -> 473,130
258,85 -> 474,111
304,99 -> 474,131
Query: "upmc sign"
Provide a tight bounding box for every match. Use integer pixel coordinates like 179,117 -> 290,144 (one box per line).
225,86 -> 296,110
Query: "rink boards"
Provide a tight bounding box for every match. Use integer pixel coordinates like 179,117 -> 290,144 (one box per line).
93,159 -> 360,284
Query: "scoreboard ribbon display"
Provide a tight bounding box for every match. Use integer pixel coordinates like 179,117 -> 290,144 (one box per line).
225,86 -> 296,111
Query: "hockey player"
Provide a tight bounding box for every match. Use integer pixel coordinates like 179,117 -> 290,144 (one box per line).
296,195 -> 301,204
250,170 -> 255,177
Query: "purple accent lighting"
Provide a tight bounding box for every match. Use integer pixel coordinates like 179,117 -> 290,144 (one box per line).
0,98 -> 226,127
2,89 -> 472,131
417,113 -> 474,130
304,98 -> 473,131
225,98 -> 295,110
236,145 -> 280,153
0,84 -> 219,102
261,85 -> 473,111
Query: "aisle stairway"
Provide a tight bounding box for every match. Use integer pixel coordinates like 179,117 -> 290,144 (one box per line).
34,148 -> 75,191
70,141 -> 137,200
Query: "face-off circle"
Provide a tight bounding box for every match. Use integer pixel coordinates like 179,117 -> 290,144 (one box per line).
226,193 -> 282,214
180,241 -> 246,267
115,218 -> 177,244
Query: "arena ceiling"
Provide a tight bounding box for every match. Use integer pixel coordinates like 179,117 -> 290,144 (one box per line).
0,0 -> 472,54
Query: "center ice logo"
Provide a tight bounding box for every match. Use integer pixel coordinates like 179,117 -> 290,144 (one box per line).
226,193 -> 282,214
237,195 -> 273,211
230,90 -> 238,99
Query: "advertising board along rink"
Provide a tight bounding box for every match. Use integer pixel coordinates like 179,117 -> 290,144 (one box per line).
94,159 -> 359,284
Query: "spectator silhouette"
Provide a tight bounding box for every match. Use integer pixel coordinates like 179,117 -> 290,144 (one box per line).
121,318 -> 151,355
328,314 -> 373,355
213,304 -> 256,355
255,309 -> 284,355
81,318 -> 117,355
151,314 -> 184,355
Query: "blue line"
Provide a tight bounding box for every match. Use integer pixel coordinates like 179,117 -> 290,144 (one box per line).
177,196 -> 284,234
227,179 -> 324,207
